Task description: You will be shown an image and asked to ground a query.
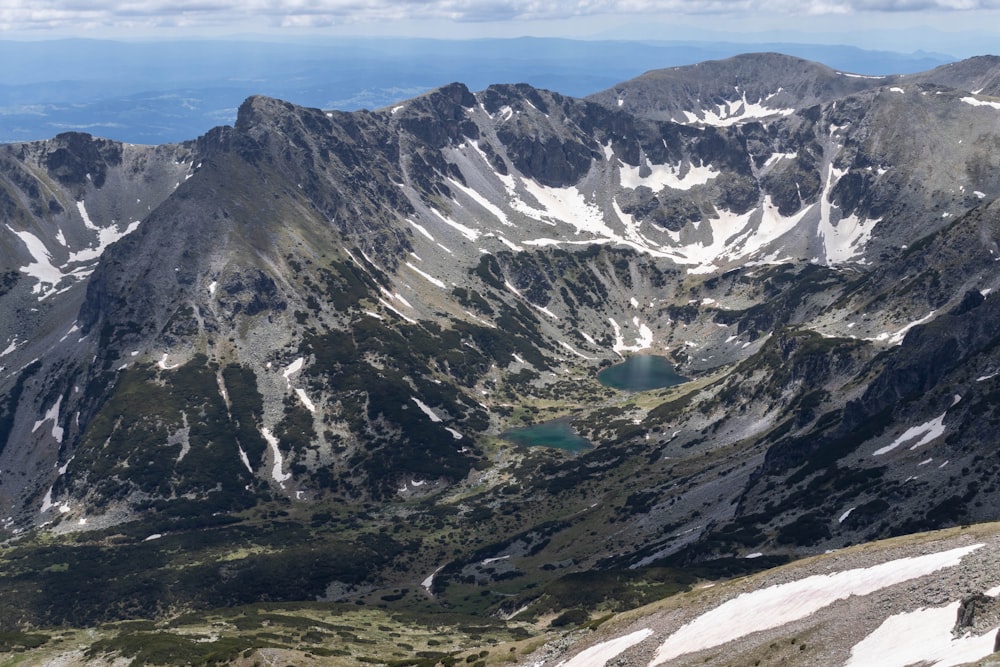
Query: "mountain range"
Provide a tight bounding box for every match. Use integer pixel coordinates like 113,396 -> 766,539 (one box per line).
4,51 -> 1000,665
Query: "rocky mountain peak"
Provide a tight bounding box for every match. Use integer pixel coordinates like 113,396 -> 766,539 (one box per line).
6,54 -> 1000,666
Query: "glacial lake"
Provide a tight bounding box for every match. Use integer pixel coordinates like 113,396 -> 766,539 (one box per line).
597,354 -> 688,391
501,419 -> 593,453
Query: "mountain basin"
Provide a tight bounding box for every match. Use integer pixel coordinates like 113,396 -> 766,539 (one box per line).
501,419 -> 592,453
597,354 -> 688,391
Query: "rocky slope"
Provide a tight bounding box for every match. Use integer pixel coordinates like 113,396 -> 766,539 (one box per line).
3,52 -> 1000,664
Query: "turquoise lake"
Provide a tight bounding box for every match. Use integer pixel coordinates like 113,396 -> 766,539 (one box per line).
597,354 -> 688,391
501,420 -> 592,453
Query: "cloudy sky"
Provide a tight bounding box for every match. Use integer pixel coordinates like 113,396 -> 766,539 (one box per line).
1,0 -> 999,56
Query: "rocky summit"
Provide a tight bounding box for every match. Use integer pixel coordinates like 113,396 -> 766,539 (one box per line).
4,52 -> 1000,665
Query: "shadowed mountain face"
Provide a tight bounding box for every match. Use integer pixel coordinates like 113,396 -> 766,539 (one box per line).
4,52 -> 1000,646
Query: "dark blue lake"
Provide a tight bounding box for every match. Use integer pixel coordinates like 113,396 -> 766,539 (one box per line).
501,419 -> 592,453
597,354 -> 688,391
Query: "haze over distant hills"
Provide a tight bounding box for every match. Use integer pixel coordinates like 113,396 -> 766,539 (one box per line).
0,37 -> 954,145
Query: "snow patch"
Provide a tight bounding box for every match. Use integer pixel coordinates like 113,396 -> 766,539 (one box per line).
282,357 -> 304,387
845,600 -> 999,667
157,353 -> 179,370
561,628 -> 654,667
648,544 -> 982,665
405,261 -> 447,289
962,96 -> 1000,110
619,160 -> 718,191
238,446 -> 254,474
261,427 -> 291,487
870,311 -> 936,345
33,396 -> 64,443
873,411 -> 947,456
411,397 -> 442,422
294,388 -> 316,413
679,93 -> 795,127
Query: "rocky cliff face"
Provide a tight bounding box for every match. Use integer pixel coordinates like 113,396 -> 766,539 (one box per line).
4,53 -> 1000,642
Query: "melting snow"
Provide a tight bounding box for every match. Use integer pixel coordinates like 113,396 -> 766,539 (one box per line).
40,487 -> 55,513
0,339 -> 17,356
845,600 -> 999,667
157,353 -> 179,370
144,534 -> 163,541
648,544 -> 982,665
447,177 -> 513,227
609,317 -> 653,354
294,388 -> 316,413
261,427 -> 291,487
445,427 -> 463,440
559,341 -> 593,360
889,87 -> 905,94
422,564 -> 446,594
679,93 -> 795,127
238,446 -> 253,474
282,357 -> 304,387
819,163 -> 877,263
33,396 -> 64,443
208,281 -> 217,295
562,628 -> 654,667
873,412 -> 947,456
870,311 -> 936,345
839,507 -> 856,523
405,261 -> 447,288
962,96 -> 1000,110
408,218 -> 435,241
411,397 -> 442,422
619,160 -> 718,191
431,208 -> 480,242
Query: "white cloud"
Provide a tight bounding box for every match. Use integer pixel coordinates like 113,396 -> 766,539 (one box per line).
2,0 -> 999,33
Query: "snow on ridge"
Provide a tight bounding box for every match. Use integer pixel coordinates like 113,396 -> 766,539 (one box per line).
648,544 -> 983,665
679,93 -> 795,127
837,71 -> 885,79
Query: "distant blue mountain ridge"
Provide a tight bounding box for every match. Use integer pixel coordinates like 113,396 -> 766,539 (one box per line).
0,37 -> 953,145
